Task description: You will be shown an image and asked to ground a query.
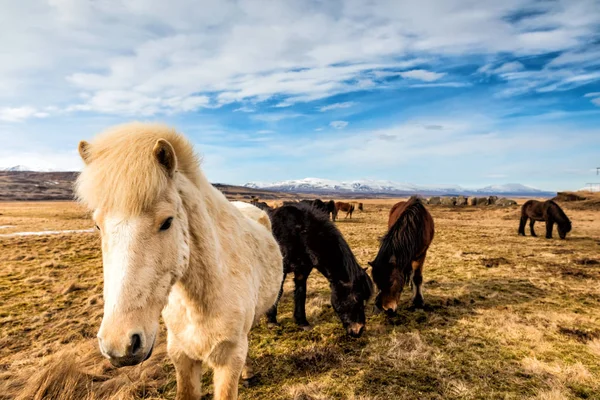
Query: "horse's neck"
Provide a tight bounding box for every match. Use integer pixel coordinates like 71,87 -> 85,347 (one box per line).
319,244 -> 354,284
176,173 -> 234,308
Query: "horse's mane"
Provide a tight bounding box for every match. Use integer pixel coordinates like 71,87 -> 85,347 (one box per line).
372,197 -> 426,282
76,122 -> 203,215
547,200 -> 571,232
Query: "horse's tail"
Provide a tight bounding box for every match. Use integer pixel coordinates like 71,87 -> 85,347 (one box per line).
374,198 -> 430,282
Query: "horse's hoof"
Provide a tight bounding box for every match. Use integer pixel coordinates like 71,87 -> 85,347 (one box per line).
299,325 -> 312,331
267,322 -> 279,329
242,375 -> 259,388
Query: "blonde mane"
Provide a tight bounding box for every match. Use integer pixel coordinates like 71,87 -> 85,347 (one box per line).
76,122 -> 203,215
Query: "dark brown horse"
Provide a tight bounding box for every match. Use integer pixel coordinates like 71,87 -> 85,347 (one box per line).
336,201 -> 355,219
369,197 -> 434,313
519,200 -> 571,239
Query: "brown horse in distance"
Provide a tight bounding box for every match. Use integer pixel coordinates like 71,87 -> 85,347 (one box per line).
519,200 -> 571,239
336,201 -> 355,219
369,197 -> 434,313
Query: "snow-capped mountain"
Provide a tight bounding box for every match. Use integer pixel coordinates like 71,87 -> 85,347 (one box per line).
2,165 -> 34,172
475,184 -> 542,194
1,165 -> 57,172
245,178 -> 553,196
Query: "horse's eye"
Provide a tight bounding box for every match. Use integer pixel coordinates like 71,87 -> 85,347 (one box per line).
160,217 -> 174,231
95,224 -> 100,231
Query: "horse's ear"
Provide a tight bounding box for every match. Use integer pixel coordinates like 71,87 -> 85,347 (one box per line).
153,139 -> 177,177
78,141 -> 92,164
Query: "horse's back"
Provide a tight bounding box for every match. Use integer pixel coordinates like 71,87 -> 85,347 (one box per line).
388,199 -> 434,245
231,201 -> 272,231
388,201 -> 407,228
522,199 -> 545,219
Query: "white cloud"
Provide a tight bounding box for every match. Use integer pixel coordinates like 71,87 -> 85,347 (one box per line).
399,69 -> 446,82
251,112 -> 304,123
548,49 -> 600,67
584,92 -> 600,98
234,106 -> 255,113
0,0 -> 597,116
409,82 -> 470,88
494,61 -> 525,73
319,102 -> 357,112
330,120 -> 349,129
0,150 -> 82,171
0,106 -> 49,122
592,98 -> 600,107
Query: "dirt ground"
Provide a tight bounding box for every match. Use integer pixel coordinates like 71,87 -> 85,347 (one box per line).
1,199 -> 599,400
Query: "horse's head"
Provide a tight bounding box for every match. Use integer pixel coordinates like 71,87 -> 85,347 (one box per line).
77,129 -> 192,368
558,219 -> 572,239
330,268 -> 373,337
369,255 -> 403,314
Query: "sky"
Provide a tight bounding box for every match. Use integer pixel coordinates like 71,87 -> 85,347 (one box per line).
1,0 -> 599,191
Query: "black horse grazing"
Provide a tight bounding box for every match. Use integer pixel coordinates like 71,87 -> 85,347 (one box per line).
369,197 -> 434,313
519,200 -> 571,239
267,204 -> 373,337
312,199 -> 338,221
299,199 -> 338,221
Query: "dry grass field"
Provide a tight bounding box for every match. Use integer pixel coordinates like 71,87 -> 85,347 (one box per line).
1,199 -> 600,399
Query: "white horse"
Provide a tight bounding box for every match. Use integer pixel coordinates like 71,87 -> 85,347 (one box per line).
75,122 -> 283,400
230,201 -> 272,231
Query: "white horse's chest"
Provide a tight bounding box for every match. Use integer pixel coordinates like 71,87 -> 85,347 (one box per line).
163,286 -> 249,361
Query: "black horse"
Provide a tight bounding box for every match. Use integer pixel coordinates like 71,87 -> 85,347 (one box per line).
519,200 -> 571,239
299,199 -> 338,221
267,203 -> 373,337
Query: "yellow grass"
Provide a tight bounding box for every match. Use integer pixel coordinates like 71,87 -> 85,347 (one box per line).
1,199 -> 600,399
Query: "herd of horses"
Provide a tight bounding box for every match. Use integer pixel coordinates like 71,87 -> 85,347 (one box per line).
74,123 -> 573,400
252,198 -> 363,221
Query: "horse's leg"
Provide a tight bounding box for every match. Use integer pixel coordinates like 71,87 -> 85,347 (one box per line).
529,220 -> 537,237
211,338 -> 247,400
293,269 -> 311,328
266,273 -> 286,326
545,220 -> 554,239
518,216 -> 527,236
168,334 -> 203,400
410,255 -> 426,309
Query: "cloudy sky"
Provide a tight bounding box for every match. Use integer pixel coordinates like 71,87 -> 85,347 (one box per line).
1,0 -> 599,190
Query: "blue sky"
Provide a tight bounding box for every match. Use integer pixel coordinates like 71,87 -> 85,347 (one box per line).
1,0 -> 599,191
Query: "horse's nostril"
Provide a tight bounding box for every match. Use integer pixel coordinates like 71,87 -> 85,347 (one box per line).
130,334 -> 142,356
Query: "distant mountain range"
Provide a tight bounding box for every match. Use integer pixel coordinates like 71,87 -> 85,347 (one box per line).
1,165 -> 59,172
245,178 -> 555,197
0,169 -> 297,202
0,167 -> 556,198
